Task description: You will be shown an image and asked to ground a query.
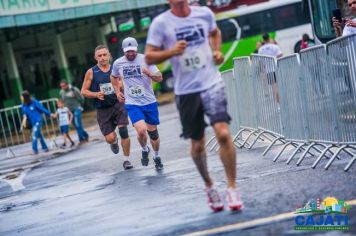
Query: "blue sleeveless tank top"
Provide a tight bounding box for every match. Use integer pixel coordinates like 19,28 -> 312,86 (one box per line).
90,65 -> 118,109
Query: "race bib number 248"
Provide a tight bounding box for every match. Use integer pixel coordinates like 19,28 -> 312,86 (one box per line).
129,85 -> 145,97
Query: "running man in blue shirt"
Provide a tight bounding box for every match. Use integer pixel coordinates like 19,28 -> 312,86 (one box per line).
81,45 -> 133,170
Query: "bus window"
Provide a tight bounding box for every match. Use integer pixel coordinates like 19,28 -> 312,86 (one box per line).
219,2 -> 310,40
309,0 -> 337,43
271,4 -> 310,30
217,19 -> 239,42
237,11 -> 272,38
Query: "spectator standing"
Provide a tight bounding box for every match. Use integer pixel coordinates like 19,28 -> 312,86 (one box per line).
59,80 -> 89,144
21,91 -> 50,154
258,33 -> 283,58
300,33 -> 315,50
332,0 -> 356,37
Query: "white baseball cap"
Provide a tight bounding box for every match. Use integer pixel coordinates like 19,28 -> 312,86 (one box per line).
122,37 -> 138,52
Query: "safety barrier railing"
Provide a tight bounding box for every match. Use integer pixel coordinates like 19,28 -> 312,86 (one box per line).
323,34 -> 356,171
216,33 -> 356,172
275,51 -> 335,166
275,54 -> 313,164
231,57 -> 263,149
207,69 -> 242,152
246,55 -> 284,151
0,98 -> 59,157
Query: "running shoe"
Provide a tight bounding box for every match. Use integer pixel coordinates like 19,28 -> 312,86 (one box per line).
226,187 -> 244,211
110,140 -> 120,154
60,143 -> 66,149
141,147 -> 150,166
123,160 -> 133,170
153,156 -> 163,170
70,142 -> 75,148
206,187 -> 224,212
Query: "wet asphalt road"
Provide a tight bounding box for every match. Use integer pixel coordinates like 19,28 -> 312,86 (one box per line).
0,103 -> 355,236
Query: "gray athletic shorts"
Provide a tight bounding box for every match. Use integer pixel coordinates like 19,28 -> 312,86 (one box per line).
175,81 -> 231,140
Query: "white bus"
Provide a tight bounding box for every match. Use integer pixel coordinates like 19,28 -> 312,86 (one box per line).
216,0 -> 313,71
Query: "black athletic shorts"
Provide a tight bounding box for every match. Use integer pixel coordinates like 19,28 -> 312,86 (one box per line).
175,81 -> 231,140
267,71 -> 277,84
96,102 -> 129,136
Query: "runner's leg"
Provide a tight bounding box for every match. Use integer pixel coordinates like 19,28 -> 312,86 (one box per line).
212,122 -> 236,189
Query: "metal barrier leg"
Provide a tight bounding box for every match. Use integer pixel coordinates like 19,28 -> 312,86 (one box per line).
273,142 -> 292,162
248,131 -> 267,150
206,136 -> 216,147
209,141 -> 219,152
343,148 -> 356,160
232,128 -> 247,144
344,156 -> 356,172
6,148 -> 15,158
263,137 -> 284,156
240,130 -> 259,149
312,145 -> 334,169
50,138 -> 59,149
310,144 -> 335,159
286,143 -> 306,165
325,145 -> 348,170
296,143 -> 317,166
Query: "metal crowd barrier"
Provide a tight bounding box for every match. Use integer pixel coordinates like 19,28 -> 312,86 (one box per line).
323,34 -> 356,171
275,52 -> 334,166
247,55 -> 284,151
231,57 -> 263,149
0,98 -> 59,157
206,69 -> 241,152
218,34 -> 356,172
229,56 -> 285,152
223,69 -> 239,135
276,54 -> 313,164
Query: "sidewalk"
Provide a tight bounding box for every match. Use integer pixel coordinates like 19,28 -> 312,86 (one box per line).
0,92 -> 175,192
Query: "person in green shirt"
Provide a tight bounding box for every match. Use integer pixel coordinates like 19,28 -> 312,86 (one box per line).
59,80 -> 89,143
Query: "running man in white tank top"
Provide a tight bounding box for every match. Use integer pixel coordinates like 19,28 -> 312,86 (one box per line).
111,37 -> 164,170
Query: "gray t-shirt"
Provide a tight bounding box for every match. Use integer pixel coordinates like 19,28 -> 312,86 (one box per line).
146,6 -> 221,95
112,53 -> 158,106
59,86 -> 84,112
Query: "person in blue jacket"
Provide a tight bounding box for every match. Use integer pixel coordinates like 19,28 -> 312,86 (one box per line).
21,90 -> 51,154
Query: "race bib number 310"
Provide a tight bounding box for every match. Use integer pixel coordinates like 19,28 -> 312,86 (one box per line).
99,83 -> 115,95
179,49 -> 208,72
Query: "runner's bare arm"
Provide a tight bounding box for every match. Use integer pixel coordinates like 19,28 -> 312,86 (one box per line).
145,41 -> 187,65
142,68 -> 163,82
110,75 -> 125,102
209,28 -> 224,65
81,69 -> 105,100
